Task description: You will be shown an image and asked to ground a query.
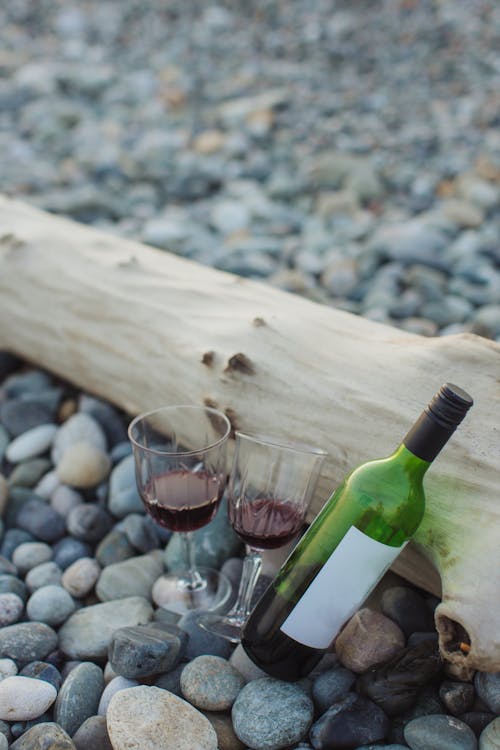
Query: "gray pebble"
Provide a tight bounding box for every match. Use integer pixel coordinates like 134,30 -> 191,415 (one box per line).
26,584 -> 76,626
96,551 -> 163,602
7,459 -> 52,489
108,622 -> 186,679
119,513 -> 159,553
0,593 -> 24,626
475,672 -> 500,714
54,661 -> 104,736
50,485 -> 84,518
404,714 -> 477,750
180,655 -> 245,711
0,575 -> 28,602
9,721 -> 75,749
12,542 -> 53,575
16,498 -> 66,543
52,537 -> 93,570
96,528 -> 136,567
0,622 -> 58,666
25,561 -> 63,592
108,454 -> 144,518
19,661 -> 62,691
66,503 -> 114,543
97,675 -> 139,716
179,610 -> 234,660
72,714 -> 113,750
312,666 -> 357,714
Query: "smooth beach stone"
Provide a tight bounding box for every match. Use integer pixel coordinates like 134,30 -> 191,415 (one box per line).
335,608 -> 406,673
154,663 -> 184,696
0,575 -> 28,602
6,424 -> 58,463
26,584 -> 76,626
96,551 -> 163,601
110,441 -> 132,464
0,476 -> 7,516
72,715 -> 113,750
25,561 -> 63,592
9,721 -> 76,749
79,395 -> 127,447
0,622 -> 58,666
0,675 -> 57,721
179,610 -> 234,660
181,655 -> 245,711
0,555 -> 17,576
203,712 -> 246,750
232,677 -> 314,750
62,557 -> 101,597
404,714 -> 477,750
16,498 -> 66,543
120,513 -> 160,553
12,542 -> 53,575
440,681 -> 475,716
311,666 -> 357,714
108,622 -> 186,678
475,672 -> 500,713
50,485 -> 84,518
4,371 -> 51,399
7,459 -> 52,489
56,442 -> 111,488
97,675 -> 139,716
34,469 -> 60,499
96,528 -> 136,567
20,661 -> 62,690
54,661 -> 104,736
66,503 -> 114,543
53,538 -> 93,571
106,685 -> 218,750
58,596 -> 153,660
310,693 -> 390,749
480,718 -> 500,750
0,593 -> 24,626
0,528 -> 34,560
108,455 -> 144,518
52,412 -> 107,465
0,658 -> 18,680
381,586 -> 435,637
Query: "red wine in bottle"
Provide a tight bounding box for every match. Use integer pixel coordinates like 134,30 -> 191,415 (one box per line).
143,469 -> 223,532
241,383 -> 473,680
229,497 -> 304,550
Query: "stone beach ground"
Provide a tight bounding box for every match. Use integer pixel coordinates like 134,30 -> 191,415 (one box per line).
1,0 -> 500,748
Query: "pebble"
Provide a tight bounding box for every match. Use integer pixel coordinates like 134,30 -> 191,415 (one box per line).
51,412 -> 107,465
0,675 -> 57,721
120,513 -> 160,553
179,611 -> 234,661
380,586 -> 435,637
108,622 -> 186,679
404,714 -> 478,750
8,458 -> 52,488
16,498 -> 66,543
480,718 -> 500,750
311,666 -> 357,714
181,655 -> 245,711
25,561 -> 63,592
0,575 -> 28,602
310,693 -> 390,749
20,661 -> 62,690
53,537 -> 93,570
34,469 -> 60,499
58,596 -> 153,660
1,528 -> 34,559
108,455 -> 144,518
0,432 -> 8,465
334,608 -> 406,673
54,661 -> 104,736
0,658 -> 18,680
56,441 -> 111,488
95,551 -> 163,602
0,622 -> 58,666
0,557 -> 17,576
4,372 -> 51,399
95,528 -> 136,566
232,677 -> 314,750
5,424 -> 58,463
9,722 -> 75,749
475,673 -> 500,714
61,556 -> 101,597
440,681 -> 476,716
106,685 -> 218,750
12,542 -> 53,575
50,485 -> 84,517
98,675 -> 139,716
78,395 -> 127,447
72,715 -> 113,750
0,476 -> 7,516
66,503 -> 114,542
0,593 -> 24,626
26,584 -> 76,626
203,712 -> 246,750
153,664 -> 184,696
0,400 -> 53,438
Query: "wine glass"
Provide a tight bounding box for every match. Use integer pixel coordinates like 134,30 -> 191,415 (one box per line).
128,404 -> 232,614
199,432 -> 327,642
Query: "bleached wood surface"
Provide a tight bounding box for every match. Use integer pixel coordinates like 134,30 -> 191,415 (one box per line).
0,194 -> 499,671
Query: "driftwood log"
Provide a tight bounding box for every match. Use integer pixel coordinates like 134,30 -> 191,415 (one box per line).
0,194 -> 499,672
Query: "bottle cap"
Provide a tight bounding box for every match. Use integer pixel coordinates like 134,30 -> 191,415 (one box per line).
426,383 -> 473,431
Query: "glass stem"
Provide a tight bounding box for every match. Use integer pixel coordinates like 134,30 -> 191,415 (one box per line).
181,531 -> 204,591
229,547 -> 263,620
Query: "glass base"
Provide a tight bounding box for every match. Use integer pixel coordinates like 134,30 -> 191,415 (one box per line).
152,567 -> 232,615
198,611 -> 246,644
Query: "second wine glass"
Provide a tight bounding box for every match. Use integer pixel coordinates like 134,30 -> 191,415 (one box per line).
200,432 -> 326,642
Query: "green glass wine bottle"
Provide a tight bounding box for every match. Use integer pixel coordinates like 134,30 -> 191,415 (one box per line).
241,383 -> 473,680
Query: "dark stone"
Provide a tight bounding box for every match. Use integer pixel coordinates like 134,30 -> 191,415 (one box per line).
357,640 -> 443,716
178,610 -> 233,660
0,352 -> 22,381
95,528 -> 137,567
0,528 -> 35,559
3,371 -> 51,399
54,661 -> 104,736
52,537 -> 93,570
312,667 -> 357,714
475,670 -> 500,713
458,711 -> 497,737
309,693 -> 390,749
108,622 -> 187,678
153,663 -> 184,696
20,660 -> 62,690
16,498 -> 66,542
0,574 -> 28,601
66,503 -> 114,543
9,722 -> 75,749
4,488 -> 40,529
388,686 -> 445,743
0,622 -> 58,666
407,632 -> 439,648
439,680 -> 475,716
7,459 -> 52,488
0,555 -> 18,575
0,399 -> 53,437
72,715 -> 113,750
380,586 -> 434,637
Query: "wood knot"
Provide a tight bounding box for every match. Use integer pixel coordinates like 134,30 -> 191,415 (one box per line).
203,397 -> 219,409
201,351 -> 216,367
224,353 -> 256,376
253,317 -> 266,327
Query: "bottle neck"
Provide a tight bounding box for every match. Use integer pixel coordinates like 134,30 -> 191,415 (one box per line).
402,410 -> 457,463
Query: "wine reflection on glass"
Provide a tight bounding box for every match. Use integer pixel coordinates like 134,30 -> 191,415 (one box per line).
200,432 -> 327,642
128,405 -> 232,614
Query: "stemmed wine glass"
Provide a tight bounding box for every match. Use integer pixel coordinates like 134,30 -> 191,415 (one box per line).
200,432 -> 326,642
128,404 -> 232,614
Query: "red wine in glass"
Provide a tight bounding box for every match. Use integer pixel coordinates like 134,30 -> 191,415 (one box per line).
229,497 -> 304,550
143,469 -> 224,532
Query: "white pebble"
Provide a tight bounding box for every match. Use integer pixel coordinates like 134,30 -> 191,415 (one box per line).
0,593 -> 24,626
5,424 -> 58,463
0,675 -> 57,721
98,676 -> 139,716
52,412 -> 107,465
12,542 -> 53,575
0,658 -> 18,681
34,469 -> 61,499
62,557 -> 101,598
50,484 -> 84,517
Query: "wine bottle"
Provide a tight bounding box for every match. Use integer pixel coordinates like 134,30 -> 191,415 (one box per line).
241,383 -> 473,681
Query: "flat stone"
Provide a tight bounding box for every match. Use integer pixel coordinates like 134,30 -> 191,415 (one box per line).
6,425 -> 58,463
54,661 -> 104,736
9,722 -> 76,749
108,455 -> 144,518
96,551 -> 163,602
232,677 -> 314,750
404,714 -> 477,750
26,584 -> 76,626
479,718 -> 500,750
335,608 -> 406,673
52,412 -> 107,465
106,685 -> 218,750
0,593 -> 24,626
108,622 -> 186,679
98,675 -> 139,716
58,596 -> 153,660
16,498 -> 66,543
72,715 -> 113,750
66,503 -> 114,542
475,672 -> 500,714
312,666 -> 357,714
0,675 -> 57,721
12,542 -> 53,575
56,442 -> 111,488
309,693 -> 390,749
181,655 -> 245,711
62,557 -> 101,598
25,561 -> 63,592
0,622 -> 58,666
